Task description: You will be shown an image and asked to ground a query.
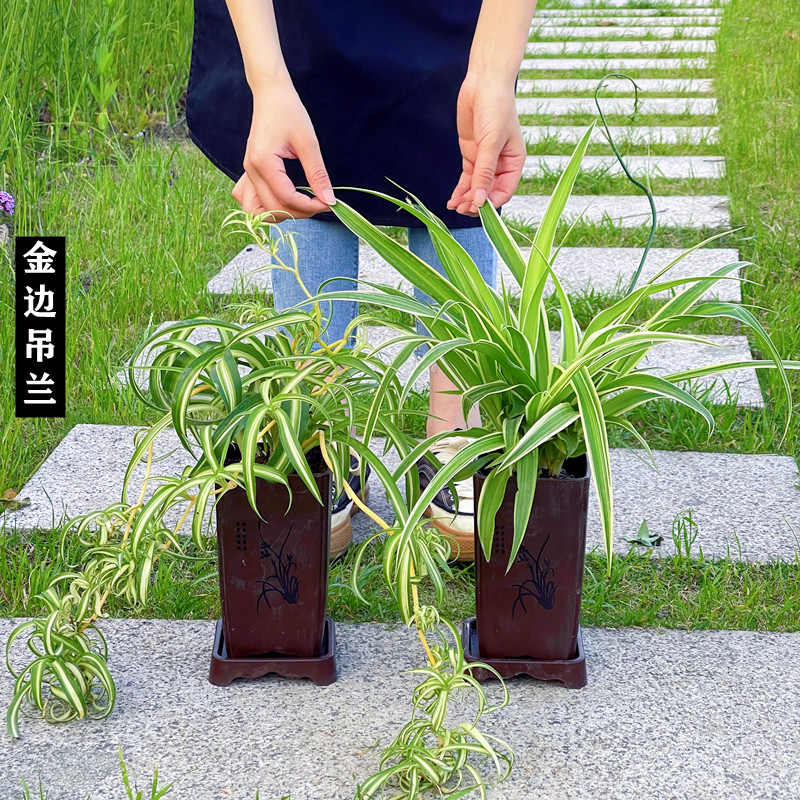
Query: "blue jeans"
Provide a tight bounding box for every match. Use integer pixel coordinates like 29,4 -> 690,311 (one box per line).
270,218 -> 498,346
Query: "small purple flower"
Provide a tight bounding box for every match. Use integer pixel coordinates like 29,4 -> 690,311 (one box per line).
0,191 -> 14,216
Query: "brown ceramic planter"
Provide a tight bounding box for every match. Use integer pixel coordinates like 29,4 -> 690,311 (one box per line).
215,447 -> 331,659
474,455 -> 590,661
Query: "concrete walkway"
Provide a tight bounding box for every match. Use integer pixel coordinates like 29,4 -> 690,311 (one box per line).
2,618 -> 798,800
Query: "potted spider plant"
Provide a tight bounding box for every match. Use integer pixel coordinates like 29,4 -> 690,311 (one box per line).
316,122 -> 799,668
4,220 -> 409,734
122,253 -> 400,663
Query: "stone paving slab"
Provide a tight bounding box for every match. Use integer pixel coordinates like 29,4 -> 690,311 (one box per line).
515,245 -> 742,302
523,153 -> 725,178
520,57 -> 709,70
516,96 -> 717,115
1,424 -> 210,537
503,194 -> 730,228
531,25 -> 718,38
533,14 -> 721,24
620,333 -> 763,407
526,40 -> 716,55
208,243 -> 742,302
5,425 -> 799,560
522,124 -> 719,144
2,619 -> 799,800
537,7 -> 723,15
517,78 -> 713,94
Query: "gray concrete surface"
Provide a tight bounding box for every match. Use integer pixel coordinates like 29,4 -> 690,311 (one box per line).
554,0 -> 723,7
520,57 -> 708,70
531,25 -> 719,38
536,8 -> 722,16
6,426 -> 799,562
207,244 -> 271,295
532,14 -> 721,24
207,243 -> 743,302
1,619 -> 798,800
515,245 -> 742,302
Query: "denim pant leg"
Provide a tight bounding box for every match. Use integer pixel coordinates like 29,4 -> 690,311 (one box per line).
270,217 -> 360,346
407,225 -> 498,348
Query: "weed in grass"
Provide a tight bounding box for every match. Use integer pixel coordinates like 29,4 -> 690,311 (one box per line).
671,509 -> 702,566
18,777 -> 53,800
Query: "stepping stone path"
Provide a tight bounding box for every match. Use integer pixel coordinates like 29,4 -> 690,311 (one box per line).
366,326 -> 762,406
557,0 -> 724,6
504,194 -> 730,227
537,8 -> 722,15
4,3 -> 799,798
522,154 -> 724,178
113,320 -> 759,405
533,15 -> 722,24
209,243 -> 742,301
7,428 -> 800,562
531,26 -> 719,39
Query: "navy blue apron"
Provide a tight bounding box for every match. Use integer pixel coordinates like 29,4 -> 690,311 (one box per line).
185,0 -> 485,228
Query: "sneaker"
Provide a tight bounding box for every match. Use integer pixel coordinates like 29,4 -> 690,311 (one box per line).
330,453 -> 371,559
417,434 -> 476,562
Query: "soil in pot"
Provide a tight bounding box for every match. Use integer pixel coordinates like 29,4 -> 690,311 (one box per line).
474,455 -> 590,661
215,445 -> 331,659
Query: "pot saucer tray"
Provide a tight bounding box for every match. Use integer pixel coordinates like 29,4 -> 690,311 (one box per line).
208,616 -> 337,687
461,616 -> 587,690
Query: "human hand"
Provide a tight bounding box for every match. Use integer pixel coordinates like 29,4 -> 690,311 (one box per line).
233,80 -> 335,220
447,74 -> 526,216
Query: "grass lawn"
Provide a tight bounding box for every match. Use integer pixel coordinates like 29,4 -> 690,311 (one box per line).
0,0 -> 798,631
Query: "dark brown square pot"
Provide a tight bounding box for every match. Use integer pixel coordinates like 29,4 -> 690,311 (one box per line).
215,466 -> 332,659
474,455 -> 590,661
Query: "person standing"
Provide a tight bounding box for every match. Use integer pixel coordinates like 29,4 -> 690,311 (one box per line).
185,0 -> 537,554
